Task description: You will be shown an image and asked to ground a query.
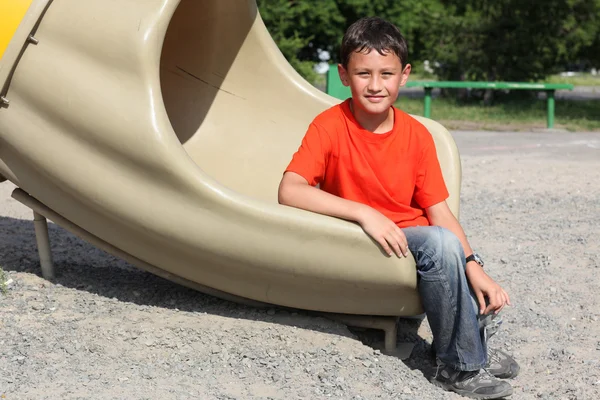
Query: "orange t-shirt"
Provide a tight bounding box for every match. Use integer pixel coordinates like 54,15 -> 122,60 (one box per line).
285,99 -> 449,228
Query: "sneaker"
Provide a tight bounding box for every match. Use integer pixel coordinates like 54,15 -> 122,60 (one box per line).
486,347 -> 520,379
431,365 -> 513,399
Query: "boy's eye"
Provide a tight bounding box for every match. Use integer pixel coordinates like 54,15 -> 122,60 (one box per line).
357,72 -> 369,76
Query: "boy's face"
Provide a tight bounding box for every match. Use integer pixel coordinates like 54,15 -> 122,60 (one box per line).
338,50 -> 410,119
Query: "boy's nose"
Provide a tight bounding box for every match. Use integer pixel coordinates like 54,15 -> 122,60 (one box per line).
367,77 -> 383,92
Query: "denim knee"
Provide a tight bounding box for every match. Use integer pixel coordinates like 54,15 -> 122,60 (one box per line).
438,226 -> 465,264
415,226 -> 465,269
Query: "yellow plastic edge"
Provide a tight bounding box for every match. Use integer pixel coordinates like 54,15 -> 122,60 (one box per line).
0,0 -> 34,62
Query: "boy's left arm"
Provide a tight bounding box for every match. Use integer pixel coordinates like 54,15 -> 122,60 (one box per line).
426,201 -> 511,315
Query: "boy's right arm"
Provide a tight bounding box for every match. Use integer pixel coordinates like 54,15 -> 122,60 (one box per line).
278,171 -> 408,258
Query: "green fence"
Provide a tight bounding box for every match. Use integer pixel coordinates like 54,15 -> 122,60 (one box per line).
326,65 -> 574,129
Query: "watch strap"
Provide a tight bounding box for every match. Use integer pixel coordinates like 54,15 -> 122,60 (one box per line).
466,253 -> 483,267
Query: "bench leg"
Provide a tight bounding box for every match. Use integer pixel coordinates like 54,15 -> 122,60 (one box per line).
546,90 -> 555,129
424,87 -> 432,118
33,211 -> 54,280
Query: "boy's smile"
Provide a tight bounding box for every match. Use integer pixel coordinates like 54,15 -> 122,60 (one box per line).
338,50 -> 410,132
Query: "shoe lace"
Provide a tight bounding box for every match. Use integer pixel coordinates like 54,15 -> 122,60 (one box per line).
463,369 -> 494,385
487,347 -> 502,364
435,365 -> 494,386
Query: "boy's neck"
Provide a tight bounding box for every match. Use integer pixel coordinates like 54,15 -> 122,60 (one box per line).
349,100 -> 394,134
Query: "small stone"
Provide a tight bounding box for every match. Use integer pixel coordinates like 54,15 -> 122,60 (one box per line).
267,309 -> 276,316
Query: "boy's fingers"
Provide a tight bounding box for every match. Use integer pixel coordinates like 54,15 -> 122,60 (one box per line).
488,292 -> 504,314
385,232 -> 403,258
394,227 -> 409,256
379,238 -> 393,257
475,291 -> 486,314
494,294 -> 505,314
393,232 -> 408,257
393,231 -> 409,256
503,289 -> 511,305
389,239 -> 403,258
392,237 -> 405,257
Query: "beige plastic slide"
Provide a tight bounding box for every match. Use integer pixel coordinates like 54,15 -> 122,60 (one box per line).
0,0 -> 461,317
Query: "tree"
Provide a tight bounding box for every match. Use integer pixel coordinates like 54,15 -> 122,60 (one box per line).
423,0 -> 600,82
258,0 -> 600,84
257,0 -> 345,82
258,0 -> 444,81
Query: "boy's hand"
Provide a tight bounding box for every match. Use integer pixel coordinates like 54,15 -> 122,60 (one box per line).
356,206 -> 409,258
467,265 -> 511,315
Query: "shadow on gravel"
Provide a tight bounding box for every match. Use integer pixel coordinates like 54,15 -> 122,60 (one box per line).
350,323 -> 437,380
0,215 -> 433,363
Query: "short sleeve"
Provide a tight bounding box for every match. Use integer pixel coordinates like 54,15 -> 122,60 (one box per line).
412,132 -> 449,208
285,123 -> 331,186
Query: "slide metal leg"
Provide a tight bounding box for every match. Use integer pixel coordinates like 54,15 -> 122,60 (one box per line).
322,313 -> 417,359
33,211 -> 54,280
323,314 -> 398,351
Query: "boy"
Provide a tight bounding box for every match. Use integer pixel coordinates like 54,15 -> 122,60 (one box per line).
278,17 -> 519,399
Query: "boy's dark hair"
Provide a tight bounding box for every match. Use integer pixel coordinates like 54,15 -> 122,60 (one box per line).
340,17 -> 408,69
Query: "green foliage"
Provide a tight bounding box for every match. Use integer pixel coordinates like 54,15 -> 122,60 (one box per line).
424,0 -> 600,82
258,0 -> 600,84
257,0 -> 443,81
258,0 -> 345,82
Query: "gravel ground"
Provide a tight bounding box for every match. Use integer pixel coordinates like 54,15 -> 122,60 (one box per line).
0,131 -> 599,400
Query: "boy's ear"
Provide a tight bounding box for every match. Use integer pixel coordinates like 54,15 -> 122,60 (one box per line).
399,63 -> 412,87
338,64 -> 350,87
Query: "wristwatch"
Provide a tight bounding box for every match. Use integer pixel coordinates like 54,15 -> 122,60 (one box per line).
466,253 -> 484,268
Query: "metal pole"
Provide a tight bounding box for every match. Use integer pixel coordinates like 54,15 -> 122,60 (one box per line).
547,90 -> 555,129
424,87 -> 432,118
33,211 -> 54,280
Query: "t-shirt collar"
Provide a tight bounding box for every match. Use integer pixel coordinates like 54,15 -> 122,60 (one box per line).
341,98 -> 399,142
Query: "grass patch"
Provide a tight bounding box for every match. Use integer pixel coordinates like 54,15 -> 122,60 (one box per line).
546,73 -> 600,87
396,95 -> 600,131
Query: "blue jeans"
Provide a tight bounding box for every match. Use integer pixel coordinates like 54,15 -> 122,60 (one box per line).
403,226 -> 499,371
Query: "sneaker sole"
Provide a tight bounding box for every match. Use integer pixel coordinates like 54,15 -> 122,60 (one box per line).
431,380 -> 513,399
493,363 -> 520,380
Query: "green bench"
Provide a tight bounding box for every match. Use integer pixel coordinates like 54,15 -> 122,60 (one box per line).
326,65 -> 574,129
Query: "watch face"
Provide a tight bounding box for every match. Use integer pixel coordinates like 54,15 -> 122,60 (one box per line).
474,253 -> 484,267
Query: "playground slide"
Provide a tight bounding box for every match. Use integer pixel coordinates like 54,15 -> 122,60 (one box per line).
0,0 -> 461,316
